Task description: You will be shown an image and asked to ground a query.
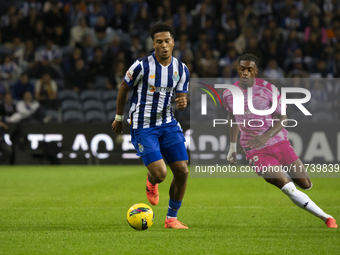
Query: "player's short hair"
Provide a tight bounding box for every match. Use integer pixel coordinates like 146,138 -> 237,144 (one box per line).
150,23 -> 174,40
238,53 -> 259,67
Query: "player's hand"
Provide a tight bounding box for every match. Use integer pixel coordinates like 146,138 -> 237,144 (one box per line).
175,97 -> 187,111
111,120 -> 123,135
227,150 -> 237,164
247,134 -> 269,149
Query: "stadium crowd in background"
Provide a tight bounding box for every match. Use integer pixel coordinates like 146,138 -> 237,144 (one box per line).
0,0 -> 339,123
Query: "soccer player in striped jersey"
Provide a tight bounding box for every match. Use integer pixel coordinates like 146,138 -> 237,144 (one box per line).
224,53 -> 337,228
112,23 -> 189,229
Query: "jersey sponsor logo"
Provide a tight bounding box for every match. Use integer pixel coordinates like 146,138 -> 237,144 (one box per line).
148,85 -> 173,93
173,71 -> 180,82
149,74 -> 155,79
126,69 -> 134,80
138,143 -> 144,152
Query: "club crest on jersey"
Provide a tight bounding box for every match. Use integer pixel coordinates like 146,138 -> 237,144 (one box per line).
126,69 -> 134,80
138,143 -> 144,152
173,72 -> 179,82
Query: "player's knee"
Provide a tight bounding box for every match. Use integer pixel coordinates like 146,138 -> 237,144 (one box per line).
173,161 -> 189,180
153,169 -> 167,183
300,179 -> 313,190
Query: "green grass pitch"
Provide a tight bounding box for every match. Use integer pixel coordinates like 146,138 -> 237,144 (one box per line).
0,166 -> 339,255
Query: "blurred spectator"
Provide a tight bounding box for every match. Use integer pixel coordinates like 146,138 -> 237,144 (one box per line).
282,30 -> 303,57
107,61 -> 125,90
64,0 -> 87,27
29,19 -> 47,47
0,93 -> 16,117
280,7 -> 302,31
30,39 -> 62,78
0,120 -> 11,165
310,59 -> 332,78
0,55 -> 21,82
304,31 -> 324,59
1,5 -> 19,28
35,73 -> 58,109
218,47 -> 238,76
128,36 -> 144,65
20,0 -> 43,18
304,16 -> 327,45
244,37 -> 263,67
263,59 -> 284,78
106,36 -> 122,68
91,15 -> 115,47
66,58 -> 93,92
63,47 -> 83,74
87,0 -> 107,27
52,24 -> 69,46
14,40 -> 36,71
70,17 -> 91,47
131,0 -> 149,20
109,2 -> 129,34
0,79 -> 6,101
89,47 -> 109,77
192,2 -> 209,40
133,7 -> 152,42
82,34 -> 96,63
198,49 -> 218,77
234,27 -> 254,54
12,73 -> 35,100
43,0 -> 66,35
2,15 -> 27,48
6,91 -> 45,123
329,50 -> 340,77
23,8 -> 40,34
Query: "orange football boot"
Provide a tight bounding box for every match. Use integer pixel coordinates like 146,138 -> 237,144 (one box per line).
164,218 -> 188,229
325,217 -> 338,228
146,177 -> 159,205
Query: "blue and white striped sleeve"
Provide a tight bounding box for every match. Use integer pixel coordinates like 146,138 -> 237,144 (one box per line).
176,64 -> 190,93
124,61 -> 143,87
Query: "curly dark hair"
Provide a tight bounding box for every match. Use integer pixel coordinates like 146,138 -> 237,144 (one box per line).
238,53 -> 259,67
150,22 -> 175,40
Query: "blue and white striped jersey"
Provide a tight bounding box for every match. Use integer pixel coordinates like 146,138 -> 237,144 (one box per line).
124,52 -> 190,129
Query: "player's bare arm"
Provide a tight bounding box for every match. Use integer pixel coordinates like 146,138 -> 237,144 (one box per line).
227,111 -> 239,164
247,114 -> 287,149
111,80 -> 130,134
175,93 -> 187,111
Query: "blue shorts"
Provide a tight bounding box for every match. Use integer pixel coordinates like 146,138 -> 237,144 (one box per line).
130,120 -> 188,166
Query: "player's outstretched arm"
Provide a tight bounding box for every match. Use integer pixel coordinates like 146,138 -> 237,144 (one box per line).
227,112 -> 239,164
247,114 -> 287,149
175,93 -> 187,111
111,80 -> 130,134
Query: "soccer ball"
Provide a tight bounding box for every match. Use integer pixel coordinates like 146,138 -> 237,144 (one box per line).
127,203 -> 154,230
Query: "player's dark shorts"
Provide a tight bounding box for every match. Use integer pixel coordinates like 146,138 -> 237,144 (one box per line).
130,120 -> 188,166
246,140 -> 299,176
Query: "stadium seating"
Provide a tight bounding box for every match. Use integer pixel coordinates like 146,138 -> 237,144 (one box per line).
85,110 -> 106,122
58,90 -> 78,102
79,90 -> 101,102
63,110 -> 84,123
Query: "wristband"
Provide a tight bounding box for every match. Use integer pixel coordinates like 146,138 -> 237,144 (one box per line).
230,142 -> 237,151
115,114 -> 124,122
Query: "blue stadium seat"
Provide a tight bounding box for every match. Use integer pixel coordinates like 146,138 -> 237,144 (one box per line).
55,79 -> 65,90
58,89 -> 78,101
102,90 -> 118,102
63,110 -> 84,122
83,100 -> 105,112
85,111 -> 106,122
107,111 -> 115,122
79,90 -> 101,101
61,100 -> 82,112
93,75 -> 107,90
105,100 -> 117,112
